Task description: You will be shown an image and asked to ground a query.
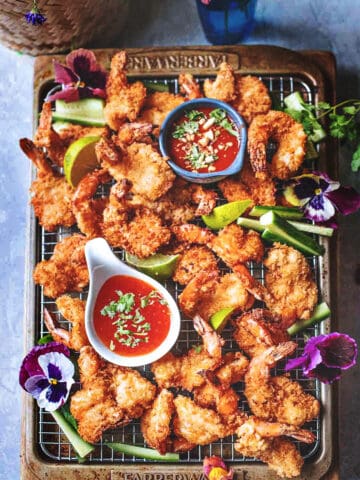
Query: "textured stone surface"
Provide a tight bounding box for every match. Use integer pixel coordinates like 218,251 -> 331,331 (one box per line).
0,1 -> 359,478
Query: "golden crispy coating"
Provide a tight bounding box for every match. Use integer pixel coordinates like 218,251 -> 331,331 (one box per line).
247,110 -> 307,179
71,346 -> 156,443
20,138 -> 76,231
235,417 -> 315,478
151,349 -> 221,392
33,234 -> 88,298
263,243 -> 318,326
232,75 -> 272,124
104,51 -> 147,129
56,124 -> 105,145
245,343 -> 320,426
138,91 -> 184,127
218,158 -> 276,206
43,296 -> 88,351
173,395 -> 232,445
193,372 -> 240,417
203,62 -> 236,103
34,102 -> 67,166
172,246 -> 218,285
179,73 -> 203,99
171,224 -> 215,246
215,351 -> 250,385
141,389 -> 174,454
179,271 -> 254,320
233,309 -> 289,358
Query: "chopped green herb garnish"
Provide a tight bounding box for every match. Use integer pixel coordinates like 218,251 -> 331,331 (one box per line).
192,344 -> 203,353
220,118 -> 239,137
172,120 -> 199,139
210,108 -> 227,121
186,109 -> 205,121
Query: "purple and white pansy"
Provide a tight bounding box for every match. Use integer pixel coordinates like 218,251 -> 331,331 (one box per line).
285,332 -> 357,384
283,171 -> 360,223
19,342 -> 75,411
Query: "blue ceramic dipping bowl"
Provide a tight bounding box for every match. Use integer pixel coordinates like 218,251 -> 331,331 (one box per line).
159,98 -> 247,184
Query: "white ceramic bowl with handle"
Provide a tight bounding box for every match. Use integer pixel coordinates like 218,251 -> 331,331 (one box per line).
84,238 -> 181,367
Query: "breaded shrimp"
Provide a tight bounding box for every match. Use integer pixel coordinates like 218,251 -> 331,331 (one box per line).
179,73 -> 202,99
172,246 -> 218,285
34,102 -> 67,166
233,308 -> 289,358
33,234 -> 88,298
215,351 -> 249,385
203,62 -> 236,102
232,75 -> 272,124
247,110 -> 307,179
263,243 -> 318,326
218,158 -> 276,206
140,389 -> 174,454
72,169 -> 111,238
193,314 -> 225,359
235,416 -> 315,478
245,342 -> 320,426
138,91 -> 185,127
43,296 -> 88,350
104,51 -> 147,130
19,138 -> 76,232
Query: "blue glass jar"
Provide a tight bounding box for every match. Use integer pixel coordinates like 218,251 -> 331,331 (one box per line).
196,0 -> 257,45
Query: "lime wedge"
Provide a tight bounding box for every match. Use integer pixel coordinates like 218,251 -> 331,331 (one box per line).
125,253 -> 180,281
64,136 -> 101,188
209,307 -> 234,332
202,200 -> 252,229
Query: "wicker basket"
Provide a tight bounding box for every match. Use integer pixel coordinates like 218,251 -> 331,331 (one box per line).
0,0 -> 130,55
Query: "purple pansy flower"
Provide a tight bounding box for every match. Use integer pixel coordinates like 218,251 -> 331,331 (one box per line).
25,1 -> 46,25
47,49 -> 107,103
285,332 -> 357,384
19,342 -> 74,411
203,456 -> 234,480
283,172 -> 360,223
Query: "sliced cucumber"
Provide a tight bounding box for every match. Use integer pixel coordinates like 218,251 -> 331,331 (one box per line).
260,211 -> 325,256
105,443 -> 180,462
284,91 -> 326,143
51,410 -> 94,458
143,80 -> 170,92
249,205 -> 304,220
287,302 -> 331,336
238,216 -> 334,237
53,98 -> 106,127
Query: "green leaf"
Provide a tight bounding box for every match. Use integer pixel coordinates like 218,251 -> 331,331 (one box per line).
37,333 -> 54,345
351,143 -> 360,172
343,105 -> 357,115
317,101 -> 331,110
60,403 -> 78,431
186,109 -> 205,121
210,108 -> 227,121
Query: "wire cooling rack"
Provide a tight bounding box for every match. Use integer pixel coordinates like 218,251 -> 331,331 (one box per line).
35,73 -> 322,464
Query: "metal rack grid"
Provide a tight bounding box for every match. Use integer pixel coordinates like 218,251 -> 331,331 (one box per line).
35,73 -> 322,464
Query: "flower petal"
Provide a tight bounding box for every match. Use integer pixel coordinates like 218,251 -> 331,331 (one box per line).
87,70 -> 107,90
304,194 -> 336,222
38,351 -> 75,382
19,342 -> 70,390
307,364 -> 342,384
24,375 -> 49,399
293,175 -> 320,201
326,186 -> 360,216
317,332 -> 358,370
67,49 -> 97,77
53,61 -> 78,85
47,86 -> 81,103
37,382 -> 70,411
285,355 -> 308,372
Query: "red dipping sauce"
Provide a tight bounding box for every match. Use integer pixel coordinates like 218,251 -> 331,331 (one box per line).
94,275 -> 171,357
168,106 -> 240,173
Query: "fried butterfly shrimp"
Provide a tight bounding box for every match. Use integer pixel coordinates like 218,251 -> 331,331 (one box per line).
215,351 -> 249,386
140,389 -> 174,454
179,73 -> 202,99
193,314 -> 225,359
232,75 -> 272,124
96,135 -> 175,201
138,91 -> 184,127
203,62 -> 236,103
33,234 -> 88,298
72,169 -> 111,238
20,138 -> 76,232
233,309 -> 289,358
172,246 -> 218,285
235,416 -> 315,478
179,271 -> 254,320
173,395 -> 232,445
71,346 -> 156,443
245,342 -> 320,426
247,110 -> 307,179
34,102 -> 67,166
104,51 -> 147,130
218,158 -> 276,206
43,296 -> 88,350
115,121 -> 153,146
263,243 -> 318,326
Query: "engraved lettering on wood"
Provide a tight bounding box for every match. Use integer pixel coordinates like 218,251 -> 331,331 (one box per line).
111,472 -> 249,480
127,53 -> 235,71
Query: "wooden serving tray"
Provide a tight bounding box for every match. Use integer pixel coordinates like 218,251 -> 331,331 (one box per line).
22,45 -> 338,479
